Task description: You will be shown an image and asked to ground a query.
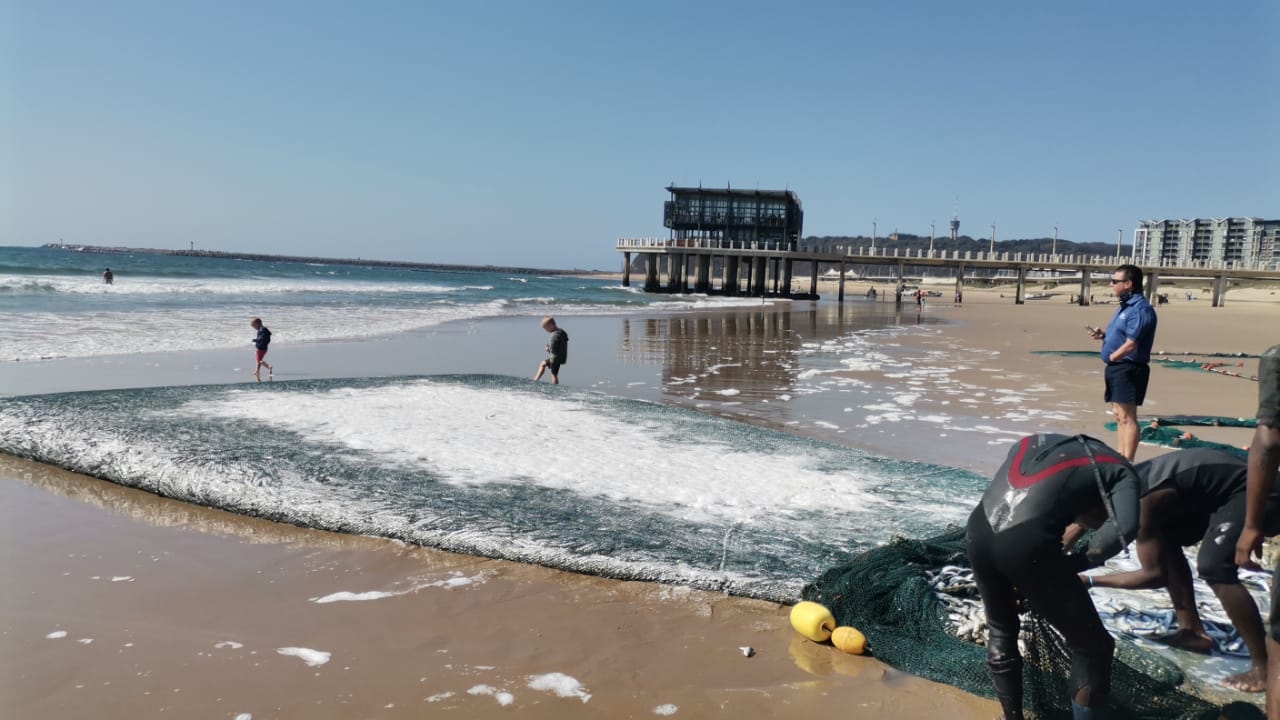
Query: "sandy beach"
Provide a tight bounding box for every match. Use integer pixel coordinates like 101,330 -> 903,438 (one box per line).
3,285 -> 1277,719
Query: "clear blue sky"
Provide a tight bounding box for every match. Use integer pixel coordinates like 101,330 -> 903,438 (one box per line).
3,1 -> 1276,270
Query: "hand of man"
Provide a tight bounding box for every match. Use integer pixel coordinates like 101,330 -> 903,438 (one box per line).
1235,526 -> 1264,572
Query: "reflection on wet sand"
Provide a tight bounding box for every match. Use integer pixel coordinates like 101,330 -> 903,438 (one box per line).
0,453 -> 431,557
621,303 -> 939,411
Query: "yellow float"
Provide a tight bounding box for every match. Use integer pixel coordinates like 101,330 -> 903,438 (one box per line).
789,601 -> 836,642
831,626 -> 867,655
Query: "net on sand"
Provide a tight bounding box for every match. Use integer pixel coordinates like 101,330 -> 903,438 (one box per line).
802,527 -> 1239,720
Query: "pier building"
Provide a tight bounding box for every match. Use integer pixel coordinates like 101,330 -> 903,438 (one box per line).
617,187 -> 1280,307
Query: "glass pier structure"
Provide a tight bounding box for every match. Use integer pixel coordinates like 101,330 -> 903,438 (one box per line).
663,186 -> 803,251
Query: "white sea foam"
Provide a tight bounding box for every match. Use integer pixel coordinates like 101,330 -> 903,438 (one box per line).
467,685 -> 514,705
275,647 -> 331,666
310,571 -> 488,603
654,704 -> 679,715
171,381 -> 917,526
527,672 -> 591,702
46,630 -> 67,639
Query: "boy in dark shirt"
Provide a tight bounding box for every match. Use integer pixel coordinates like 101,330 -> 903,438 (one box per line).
250,317 -> 273,382
533,316 -> 568,385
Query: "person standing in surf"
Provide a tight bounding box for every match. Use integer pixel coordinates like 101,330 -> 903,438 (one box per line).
102,268 -> 113,285
533,316 -> 568,385
251,317 -> 273,381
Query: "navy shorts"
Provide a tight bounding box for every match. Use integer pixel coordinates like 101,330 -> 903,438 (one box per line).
1104,362 -> 1149,406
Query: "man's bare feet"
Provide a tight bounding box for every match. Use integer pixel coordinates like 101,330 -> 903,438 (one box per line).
1222,666 -> 1267,692
1157,628 -> 1214,654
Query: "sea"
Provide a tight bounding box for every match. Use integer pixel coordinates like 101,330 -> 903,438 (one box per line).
1,244 -> 1269,692
0,244 -> 1009,603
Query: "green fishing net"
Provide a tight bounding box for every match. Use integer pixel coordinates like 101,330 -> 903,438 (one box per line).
802,527 -> 1245,719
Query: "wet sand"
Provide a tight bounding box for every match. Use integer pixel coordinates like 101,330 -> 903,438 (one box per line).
3,289 -> 1276,718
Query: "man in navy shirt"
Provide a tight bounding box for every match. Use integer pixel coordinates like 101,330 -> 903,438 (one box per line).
1087,264 -> 1158,460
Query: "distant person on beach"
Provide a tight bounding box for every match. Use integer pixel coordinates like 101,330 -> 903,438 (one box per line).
102,268 -> 113,285
250,317 -> 273,381
1087,264 -> 1158,460
1236,344 -> 1280,717
967,433 -> 1140,720
533,316 -> 568,384
1081,448 -> 1278,693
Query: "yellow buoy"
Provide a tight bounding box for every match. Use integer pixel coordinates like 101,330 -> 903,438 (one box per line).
789,601 -> 836,642
831,626 -> 867,655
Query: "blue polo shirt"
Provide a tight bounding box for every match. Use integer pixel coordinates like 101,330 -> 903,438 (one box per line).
1101,292 -> 1157,364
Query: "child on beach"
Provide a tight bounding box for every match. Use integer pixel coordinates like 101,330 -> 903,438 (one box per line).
250,318 -> 273,381
533,316 -> 568,384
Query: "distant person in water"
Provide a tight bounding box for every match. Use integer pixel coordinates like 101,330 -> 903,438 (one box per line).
250,317 -> 273,381
533,316 -> 568,384
102,268 -> 113,285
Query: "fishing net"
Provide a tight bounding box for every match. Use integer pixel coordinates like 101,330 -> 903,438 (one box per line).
802,527 -> 1236,720
1102,421 -> 1249,459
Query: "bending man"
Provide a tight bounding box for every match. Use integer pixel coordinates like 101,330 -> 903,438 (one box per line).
968,433 -> 1140,720
1082,447 -> 1278,692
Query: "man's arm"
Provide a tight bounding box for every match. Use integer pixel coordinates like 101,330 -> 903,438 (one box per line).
1108,338 -> 1138,363
1236,425 -> 1280,570
1088,491 -> 1173,590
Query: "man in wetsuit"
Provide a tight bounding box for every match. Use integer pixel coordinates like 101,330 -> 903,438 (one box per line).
1236,344 -> 1280,717
968,433 -> 1141,720
1083,448 -> 1279,692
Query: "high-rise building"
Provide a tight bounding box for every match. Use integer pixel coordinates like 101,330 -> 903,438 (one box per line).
1133,217 -> 1279,269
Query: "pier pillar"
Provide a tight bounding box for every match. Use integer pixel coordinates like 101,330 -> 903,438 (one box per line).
622,252 -> 631,287
808,260 -> 818,298
1079,268 -> 1092,306
1015,266 -> 1027,304
724,256 -> 740,295
1146,271 -> 1160,303
954,264 -> 965,304
894,261 -> 905,307
644,255 -> 659,292
753,257 -> 769,296
838,260 -> 847,302
782,258 -> 794,297
1212,274 -> 1227,307
695,255 -> 711,293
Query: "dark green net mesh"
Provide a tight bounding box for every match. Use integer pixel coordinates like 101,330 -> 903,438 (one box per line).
801,527 -> 1252,719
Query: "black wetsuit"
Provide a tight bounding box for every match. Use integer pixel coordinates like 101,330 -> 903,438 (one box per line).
966,433 -> 1141,720
1089,448 -> 1280,585
1257,345 -> 1280,643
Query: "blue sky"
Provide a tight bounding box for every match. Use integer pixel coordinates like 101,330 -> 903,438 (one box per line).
2,1 -> 1276,270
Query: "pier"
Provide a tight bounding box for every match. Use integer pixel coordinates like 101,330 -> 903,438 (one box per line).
615,238 -> 1280,308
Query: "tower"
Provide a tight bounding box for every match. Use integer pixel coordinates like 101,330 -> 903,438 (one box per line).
950,196 -> 960,243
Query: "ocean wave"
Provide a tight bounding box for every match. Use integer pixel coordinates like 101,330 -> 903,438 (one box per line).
0,273 -> 468,297
0,375 -> 985,602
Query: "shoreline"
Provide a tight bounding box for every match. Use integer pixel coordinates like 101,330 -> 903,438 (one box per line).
3,291 -> 1274,717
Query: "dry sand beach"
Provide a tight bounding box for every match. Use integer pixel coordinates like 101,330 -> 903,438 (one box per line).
3,284 -> 1277,719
